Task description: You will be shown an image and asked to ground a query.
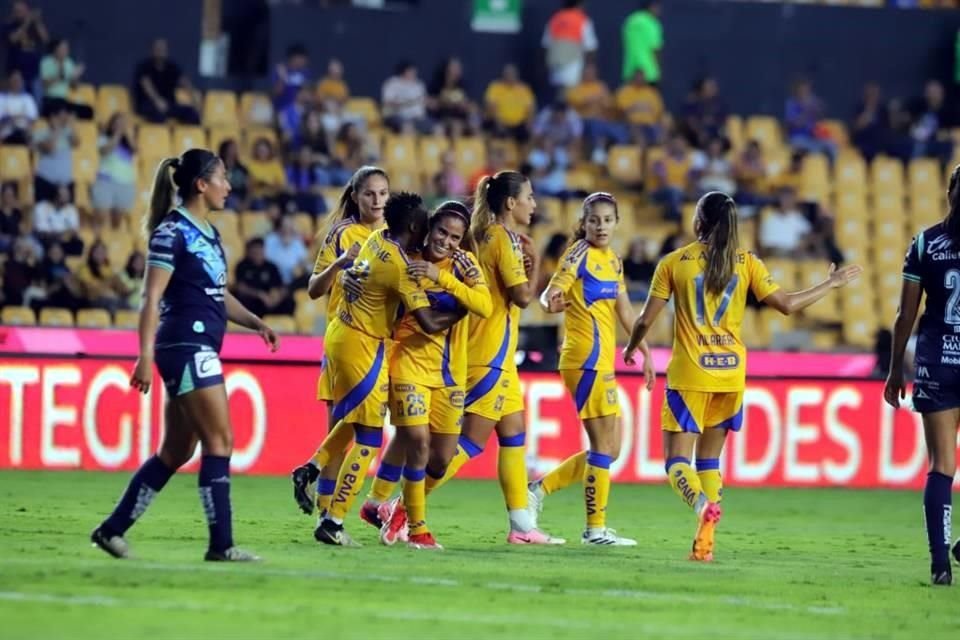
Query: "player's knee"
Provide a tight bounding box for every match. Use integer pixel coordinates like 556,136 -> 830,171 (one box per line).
929,456 -> 957,476
201,430 -> 233,456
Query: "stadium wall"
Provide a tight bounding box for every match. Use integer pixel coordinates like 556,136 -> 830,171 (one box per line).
0,329 -> 949,490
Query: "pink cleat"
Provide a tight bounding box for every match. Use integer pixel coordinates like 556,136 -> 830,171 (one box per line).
689,501 -> 722,562
359,500 -> 384,529
408,532 -> 443,550
379,497 -> 408,546
506,528 -> 566,545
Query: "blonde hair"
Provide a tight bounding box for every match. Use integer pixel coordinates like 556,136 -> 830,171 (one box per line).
470,170 -> 527,247
143,157 -> 179,238
696,192 -> 740,295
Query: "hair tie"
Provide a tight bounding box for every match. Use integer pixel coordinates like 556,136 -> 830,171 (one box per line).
171,158 -> 181,170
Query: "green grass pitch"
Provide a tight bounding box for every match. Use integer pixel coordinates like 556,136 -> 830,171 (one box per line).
0,470 -> 955,639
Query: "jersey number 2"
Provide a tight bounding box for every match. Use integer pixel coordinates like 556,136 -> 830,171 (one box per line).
693,274 -> 739,326
945,269 -> 960,324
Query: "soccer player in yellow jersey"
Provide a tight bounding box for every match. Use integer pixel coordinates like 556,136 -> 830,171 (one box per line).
530,193 -> 655,545
313,192 -> 461,546
291,167 -> 389,517
417,171 -> 563,544
623,192 -> 861,561
358,201 -> 493,549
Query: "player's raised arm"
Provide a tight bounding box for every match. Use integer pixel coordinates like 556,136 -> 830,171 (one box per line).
762,262 -> 862,315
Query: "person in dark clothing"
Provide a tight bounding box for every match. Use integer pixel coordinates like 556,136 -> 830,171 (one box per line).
231,237 -> 294,318
132,39 -> 200,124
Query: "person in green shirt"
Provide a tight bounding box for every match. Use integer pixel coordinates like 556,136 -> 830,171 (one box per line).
622,0 -> 663,84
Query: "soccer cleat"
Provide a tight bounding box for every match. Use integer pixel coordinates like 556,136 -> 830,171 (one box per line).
526,482 -> 544,527
581,528 -> 638,546
314,519 -> 361,547
506,528 -> 566,545
408,532 -> 443,550
380,498 -> 408,546
205,547 -> 261,562
932,568 -> 953,586
359,500 -> 384,529
90,527 -> 130,559
689,501 -> 722,562
952,539 -> 960,565
291,464 -> 318,515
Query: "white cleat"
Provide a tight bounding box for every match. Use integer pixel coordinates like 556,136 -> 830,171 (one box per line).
581,528 -> 638,546
526,483 -> 544,527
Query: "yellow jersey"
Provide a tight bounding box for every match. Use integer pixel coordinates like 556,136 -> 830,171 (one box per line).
391,250 -> 491,387
468,223 -> 528,372
549,240 -> 625,372
313,217 -> 383,322
484,81 -> 536,127
333,229 -> 429,341
615,84 -> 663,126
649,242 -> 780,392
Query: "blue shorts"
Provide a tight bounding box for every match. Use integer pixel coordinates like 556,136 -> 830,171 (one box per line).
155,346 -> 225,397
912,363 -> 960,414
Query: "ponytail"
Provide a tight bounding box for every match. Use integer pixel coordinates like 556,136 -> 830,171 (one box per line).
317,165 -> 388,245
470,170 -> 527,248
944,164 -> 960,245
143,157 -> 179,238
470,176 -> 494,248
697,191 -> 740,295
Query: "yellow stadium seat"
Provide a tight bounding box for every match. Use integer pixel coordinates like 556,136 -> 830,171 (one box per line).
263,314 -> 297,334
799,263 -> 839,322
203,90 -> 239,128
800,153 -> 830,202
725,115 -> 744,151
39,307 -> 74,327
221,234 -> 244,268
1,306 -> 35,326
241,126 -> 278,159
908,158 -> 942,200
240,211 -> 272,238
834,151 -> 867,195
172,126 -> 208,155
103,232 -> 134,264
417,135 -> 449,176
137,124 -> 172,158
388,169 -> 424,193
74,120 -> 98,153
453,137 -> 486,178
764,257 -> 800,292
810,330 -> 840,351
0,145 -> 31,180
873,191 -> 904,226
764,308 -> 794,336
382,134 -> 418,171
744,116 -> 783,153
239,91 -> 274,126
874,217 -> 904,246
835,190 -> 867,220
488,138 -> 520,166
96,85 -> 131,123
344,97 -> 381,127
209,211 -> 241,239
291,212 -> 314,239
69,83 -> 96,107
870,156 -> 905,199
607,145 -> 643,186
910,191 -> 942,229
208,127 -> 241,156
565,169 -> 593,193
113,309 -> 139,330
76,308 -> 112,329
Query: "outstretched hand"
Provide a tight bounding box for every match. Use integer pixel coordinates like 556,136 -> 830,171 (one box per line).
827,263 -> 863,289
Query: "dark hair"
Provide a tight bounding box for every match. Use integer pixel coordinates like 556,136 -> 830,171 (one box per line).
125,250 -> 145,279
218,138 -> 238,162
432,199 -> 475,253
573,192 -> 618,241
470,170 -> 528,247
143,149 -> 221,237
944,164 -> 960,245
246,237 -> 265,251
49,38 -> 67,54
395,61 -> 415,76
544,232 -> 569,260
317,165 -> 389,243
286,43 -> 308,59
86,239 -> 108,280
384,191 -> 427,236
695,191 -> 740,295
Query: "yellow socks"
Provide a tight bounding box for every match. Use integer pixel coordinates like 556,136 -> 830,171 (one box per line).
369,461 -> 402,504
696,458 -> 722,503
403,467 -> 428,536
584,451 -> 612,529
312,420 -> 354,468
665,456 -> 707,512
497,433 -> 528,511
425,435 -> 482,496
539,451 -> 586,495
327,428 -> 382,522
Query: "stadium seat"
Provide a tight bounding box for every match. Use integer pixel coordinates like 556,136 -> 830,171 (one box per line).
76,308 -> 112,328
744,116 -> 783,153
291,212 -> 314,239
39,308 -> 74,327
172,126 -> 208,154
764,257 -> 800,292
799,263 -> 839,322
209,211 -> 241,239
382,134 -> 418,172
417,135 -> 449,176
488,138 -> 520,166
208,127 -> 241,156
607,145 -> 643,186
74,120 -> 98,153
137,124 -> 172,158
870,156 -> 905,200
239,91 -> 274,126
565,169 -> 593,193
343,97 -> 381,127
388,169 -> 424,193
834,151 -> 867,195
800,153 -> 830,202
103,232 -> 134,265
0,145 -> 31,181
113,309 -> 139,329
69,83 -> 96,107
1,306 -> 35,326
873,192 -> 904,226
73,147 -> 99,185
725,115 -> 744,151
241,126 -> 279,159
453,137 -> 486,178
240,211 -> 272,238
203,90 -> 239,128
263,314 -> 297,334
908,158 -> 942,199
96,85 -> 131,122
909,191 -> 942,230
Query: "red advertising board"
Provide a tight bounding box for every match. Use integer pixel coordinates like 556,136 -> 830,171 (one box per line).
0,356 -> 952,489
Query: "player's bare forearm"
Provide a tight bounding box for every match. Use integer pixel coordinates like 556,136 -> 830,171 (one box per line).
889,281 -> 922,374
627,296 -> 667,353
626,318 -> 650,354
615,290 -> 635,334
225,290 -> 265,332
137,297 -> 160,360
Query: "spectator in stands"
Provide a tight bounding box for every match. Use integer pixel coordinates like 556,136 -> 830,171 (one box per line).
278,86 -> 312,148
301,109 -> 350,186
0,69 -> 36,144
264,216 -> 310,288
315,58 -> 349,107
33,183 -> 82,255
541,0 -> 598,91
334,121 -> 378,172
616,70 -> 664,145
382,61 -> 433,134
0,181 -> 21,252
734,139 -> 770,213
273,43 -> 310,112
33,102 -> 76,203
759,186 -> 815,259
537,232 -> 570,294
77,239 -> 130,313
658,224 -> 689,257
566,61 -> 627,148
133,38 -> 201,124
622,1 -> 662,84
622,237 -> 657,302
851,82 -> 888,162
784,78 -> 835,161
92,112 -> 137,230
696,137 -> 736,197
650,132 -> 697,220
532,100 -> 583,150
247,137 -> 290,210
219,139 -> 249,211
468,143 -> 509,193
4,1 -> 48,93
527,136 -> 572,198
36,241 -> 81,311
2,234 -> 37,307
232,237 -> 294,317
117,250 -> 144,310
910,79 -> 954,163
38,38 -> 91,119
286,145 -> 328,216
430,150 -> 467,203
428,57 -> 478,137
682,76 -> 727,150
484,63 -> 536,142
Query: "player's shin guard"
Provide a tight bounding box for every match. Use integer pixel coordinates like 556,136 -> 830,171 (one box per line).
540,450 -> 586,496
369,462 -> 403,504
425,435 -> 482,495
924,471 -> 953,571
328,428 -> 383,523
696,458 -> 723,503
312,420 -> 354,469
402,467 -> 428,537
498,433 -> 529,511
584,451 -> 612,529
666,456 -> 707,513
198,455 -> 233,553
101,455 -> 174,536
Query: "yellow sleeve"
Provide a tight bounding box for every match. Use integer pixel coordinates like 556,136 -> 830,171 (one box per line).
548,240 -> 588,294
437,269 -> 492,319
312,226 -> 342,274
271,162 -> 287,186
496,228 -> 528,289
747,252 -> 780,301
615,87 -> 629,112
649,256 -> 673,300
484,83 -> 499,105
395,261 -> 429,313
